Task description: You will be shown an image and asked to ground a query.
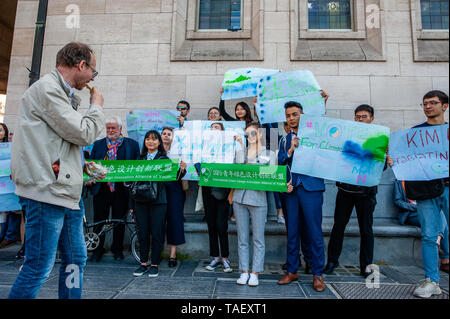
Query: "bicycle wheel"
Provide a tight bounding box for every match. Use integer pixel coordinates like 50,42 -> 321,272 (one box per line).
130,231 -> 143,264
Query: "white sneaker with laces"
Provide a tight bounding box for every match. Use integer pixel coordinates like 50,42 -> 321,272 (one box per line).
236,273 -> 249,285
222,259 -> 233,273
413,278 -> 442,298
206,259 -> 221,271
248,273 -> 259,287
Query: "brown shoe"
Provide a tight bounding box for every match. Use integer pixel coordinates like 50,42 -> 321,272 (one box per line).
440,263 -> 449,274
277,272 -> 299,285
313,275 -> 325,292
0,239 -> 17,249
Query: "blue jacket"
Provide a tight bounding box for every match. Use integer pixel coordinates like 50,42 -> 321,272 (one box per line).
278,132 -> 325,192
88,137 -> 140,196
393,180 -> 418,226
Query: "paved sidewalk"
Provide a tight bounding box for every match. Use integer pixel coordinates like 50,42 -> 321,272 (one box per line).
0,243 -> 448,299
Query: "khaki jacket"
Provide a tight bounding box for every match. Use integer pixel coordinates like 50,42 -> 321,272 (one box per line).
11,68 -> 105,209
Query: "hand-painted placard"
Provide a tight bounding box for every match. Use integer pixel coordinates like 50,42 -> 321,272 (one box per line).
126,110 -> 180,148
170,129 -> 237,165
83,159 -> 179,182
0,143 -> 21,211
0,193 -> 22,212
0,143 -> 11,160
291,116 -> 390,187
389,124 -> 449,181
199,163 -> 288,192
0,176 -> 16,194
255,70 -> 325,124
0,159 -> 11,177
182,164 -> 200,181
201,131 -> 237,163
184,120 -> 246,152
221,68 -> 281,100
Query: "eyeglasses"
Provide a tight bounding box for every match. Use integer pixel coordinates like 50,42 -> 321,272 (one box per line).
245,131 -> 258,138
85,62 -> 98,78
177,106 -> 187,111
421,101 -> 441,107
355,115 -> 369,120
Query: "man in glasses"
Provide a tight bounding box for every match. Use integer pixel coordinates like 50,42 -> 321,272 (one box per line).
176,100 -> 191,127
324,105 -> 392,278
8,42 -> 105,299
388,90 -> 449,298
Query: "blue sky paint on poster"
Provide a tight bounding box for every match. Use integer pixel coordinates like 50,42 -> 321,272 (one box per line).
126,110 -> 180,148
255,70 -> 325,124
221,68 -> 281,100
291,116 -> 390,186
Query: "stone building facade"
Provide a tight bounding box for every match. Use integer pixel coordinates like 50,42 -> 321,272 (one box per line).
2,0 -> 449,222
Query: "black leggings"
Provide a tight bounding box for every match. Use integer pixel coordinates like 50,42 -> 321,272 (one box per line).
202,187 -> 229,258
134,203 -> 167,265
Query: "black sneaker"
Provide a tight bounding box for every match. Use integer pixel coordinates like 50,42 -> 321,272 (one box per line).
133,265 -> 149,277
148,266 -> 159,278
15,246 -> 25,260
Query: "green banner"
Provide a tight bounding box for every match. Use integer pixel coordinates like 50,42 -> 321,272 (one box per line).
83,159 -> 179,182
199,163 -> 288,192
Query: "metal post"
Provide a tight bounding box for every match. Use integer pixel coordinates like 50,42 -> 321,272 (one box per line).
28,0 -> 48,87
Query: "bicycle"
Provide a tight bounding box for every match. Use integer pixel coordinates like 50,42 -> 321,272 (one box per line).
83,210 -> 141,263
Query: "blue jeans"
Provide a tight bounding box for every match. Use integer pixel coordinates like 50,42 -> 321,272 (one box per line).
416,186 -> 449,283
0,212 -> 21,241
8,198 -> 87,299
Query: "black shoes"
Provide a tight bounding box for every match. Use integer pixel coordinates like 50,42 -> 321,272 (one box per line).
89,248 -> 105,262
324,262 -> 339,275
168,258 -> 178,267
133,265 -> 149,277
113,251 -> 125,260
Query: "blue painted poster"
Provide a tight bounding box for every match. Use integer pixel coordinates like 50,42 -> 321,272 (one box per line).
221,68 -> 281,100
0,143 -> 21,211
255,70 -> 325,124
126,110 -> 180,147
291,116 -> 390,187
389,124 -> 449,181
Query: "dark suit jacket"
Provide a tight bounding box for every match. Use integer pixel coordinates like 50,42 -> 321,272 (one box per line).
88,137 -> 140,196
278,132 -> 325,192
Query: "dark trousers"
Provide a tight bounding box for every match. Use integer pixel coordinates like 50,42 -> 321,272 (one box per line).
284,185 -> 324,276
93,184 -> 128,254
134,202 -> 167,265
202,187 -> 229,258
280,192 -> 308,263
327,190 -> 376,272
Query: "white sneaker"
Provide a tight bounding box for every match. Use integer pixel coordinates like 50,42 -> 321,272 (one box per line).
413,278 -> 442,298
222,259 -> 233,273
236,273 -> 249,285
248,273 -> 259,287
277,215 -> 285,224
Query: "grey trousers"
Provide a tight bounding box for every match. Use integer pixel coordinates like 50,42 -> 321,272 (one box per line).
233,202 -> 267,273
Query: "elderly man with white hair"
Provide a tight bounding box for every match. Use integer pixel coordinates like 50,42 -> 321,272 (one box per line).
87,115 -> 140,262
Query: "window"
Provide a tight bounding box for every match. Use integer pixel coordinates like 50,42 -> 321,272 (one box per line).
291,0 -> 386,61
172,0 -> 263,61
308,0 -> 352,30
410,0 -> 448,61
420,0 -> 449,30
198,0 -> 242,30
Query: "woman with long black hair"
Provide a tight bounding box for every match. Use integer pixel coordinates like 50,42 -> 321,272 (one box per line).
219,88 -> 253,125
132,130 -> 186,278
